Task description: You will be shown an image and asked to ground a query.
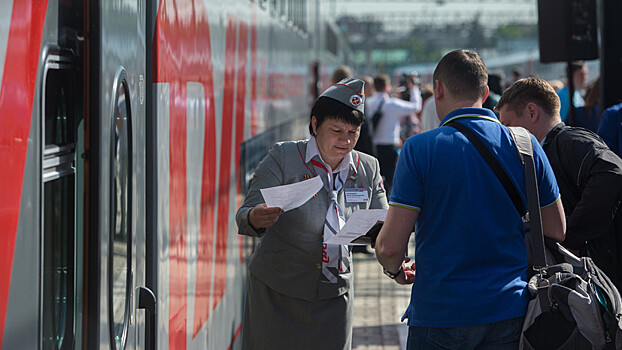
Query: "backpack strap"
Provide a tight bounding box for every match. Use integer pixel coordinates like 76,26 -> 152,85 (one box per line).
508,126 -> 547,269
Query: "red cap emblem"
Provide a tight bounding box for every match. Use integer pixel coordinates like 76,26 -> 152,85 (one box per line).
349,95 -> 362,107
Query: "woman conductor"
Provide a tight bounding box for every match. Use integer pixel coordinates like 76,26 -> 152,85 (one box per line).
236,78 -> 388,349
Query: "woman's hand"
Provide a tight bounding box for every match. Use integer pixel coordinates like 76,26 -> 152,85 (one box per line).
249,203 -> 284,229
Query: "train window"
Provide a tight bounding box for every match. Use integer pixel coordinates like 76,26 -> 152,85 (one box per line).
109,71 -> 132,350
42,175 -> 75,350
41,51 -> 76,350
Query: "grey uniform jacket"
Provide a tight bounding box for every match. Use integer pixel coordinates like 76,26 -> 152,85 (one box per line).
236,140 -> 388,301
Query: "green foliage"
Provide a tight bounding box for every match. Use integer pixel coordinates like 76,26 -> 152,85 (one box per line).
404,38 -> 444,63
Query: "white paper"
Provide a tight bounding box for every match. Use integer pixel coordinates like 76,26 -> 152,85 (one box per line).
260,175 -> 323,212
325,209 -> 388,245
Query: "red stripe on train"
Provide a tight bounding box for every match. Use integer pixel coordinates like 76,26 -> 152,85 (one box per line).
250,5 -> 258,137
156,0 -> 250,346
227,323 -> 243,350
155,0 -> 217,346
0,1 -> 48,347
235,20 -> 248,264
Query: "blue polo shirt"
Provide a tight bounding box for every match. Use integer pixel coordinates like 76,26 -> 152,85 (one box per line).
391,108 -> 560,327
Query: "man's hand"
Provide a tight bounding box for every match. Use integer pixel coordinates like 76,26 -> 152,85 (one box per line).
394,257 -> 415,285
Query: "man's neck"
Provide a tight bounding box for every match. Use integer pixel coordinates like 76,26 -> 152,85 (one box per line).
438,100 -> 483,119
538,116 -> 563,143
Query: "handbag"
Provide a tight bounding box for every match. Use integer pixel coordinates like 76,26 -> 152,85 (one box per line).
447,121 -> 622,349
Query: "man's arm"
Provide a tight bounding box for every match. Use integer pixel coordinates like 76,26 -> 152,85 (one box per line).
375,205 -> 419,283
541,198 -> 566,242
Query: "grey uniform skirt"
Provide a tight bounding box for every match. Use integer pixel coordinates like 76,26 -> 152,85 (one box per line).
241,272 -> 353,350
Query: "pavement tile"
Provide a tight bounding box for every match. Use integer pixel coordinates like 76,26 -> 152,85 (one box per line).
351,253 -> 411,350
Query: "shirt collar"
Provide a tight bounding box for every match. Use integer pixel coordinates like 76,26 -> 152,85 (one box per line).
439,107 -> 501,126
541,122 -> 566,147
306,136 -> 354,175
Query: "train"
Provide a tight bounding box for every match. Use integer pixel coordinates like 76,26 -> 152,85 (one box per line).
0,0 -> 353,349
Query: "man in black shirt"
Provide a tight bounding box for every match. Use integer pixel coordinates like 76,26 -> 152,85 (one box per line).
497,76 -> 622,290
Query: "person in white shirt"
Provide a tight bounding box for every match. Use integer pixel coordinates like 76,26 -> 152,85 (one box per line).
419,97 -> 439,133
366,74 -> 421,195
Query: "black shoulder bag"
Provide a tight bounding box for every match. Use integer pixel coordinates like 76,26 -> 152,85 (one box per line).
371,99 -> 385,131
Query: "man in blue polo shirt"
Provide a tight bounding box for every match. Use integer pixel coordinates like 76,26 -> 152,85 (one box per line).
375,50 -> 566,349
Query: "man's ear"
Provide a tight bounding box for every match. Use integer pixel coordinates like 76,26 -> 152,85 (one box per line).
482,86 -> 489,104
434,80 -> 443,100
526,102 -> 539,123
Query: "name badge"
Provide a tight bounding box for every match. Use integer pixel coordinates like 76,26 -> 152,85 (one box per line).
345,188 -> 369,203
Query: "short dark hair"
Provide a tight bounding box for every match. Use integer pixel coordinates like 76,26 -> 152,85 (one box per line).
331,65 -> 352,84
309,96 -> 364,136
433,50 -> 488,101
495,77 -> 560,117
373,74 -> 390,92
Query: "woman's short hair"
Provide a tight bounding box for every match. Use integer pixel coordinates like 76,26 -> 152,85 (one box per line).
309,96 -> 364,136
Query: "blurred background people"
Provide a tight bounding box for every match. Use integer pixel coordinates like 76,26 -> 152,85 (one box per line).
575,77 -> 602,132
366,74 -> 421,196
482,73 -> 504,113
354,75 -> 376,156
598,101 -> 622,159
331,65 -> 353,85
506,67 -> 522,89
558,61 -> 588,123
547,79 -> 565,92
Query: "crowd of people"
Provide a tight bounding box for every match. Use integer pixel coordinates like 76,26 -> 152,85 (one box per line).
235,50 -> 622,350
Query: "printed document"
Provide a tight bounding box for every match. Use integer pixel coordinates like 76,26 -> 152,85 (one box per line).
325,209 -> 388,245
260,175 -> 323,212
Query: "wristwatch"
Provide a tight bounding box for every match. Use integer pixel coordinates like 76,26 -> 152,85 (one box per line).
383,265 -> 403,279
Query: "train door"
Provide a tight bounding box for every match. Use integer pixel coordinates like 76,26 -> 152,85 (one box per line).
86,0 -> 149,349
1,1 -> 87,349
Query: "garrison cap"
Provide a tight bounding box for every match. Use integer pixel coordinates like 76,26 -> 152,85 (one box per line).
319,78 -> 365,114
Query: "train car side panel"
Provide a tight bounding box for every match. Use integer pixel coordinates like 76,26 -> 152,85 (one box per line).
1,1 -> 50,349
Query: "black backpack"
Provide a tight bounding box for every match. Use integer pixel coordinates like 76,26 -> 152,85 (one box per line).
371,99 -> 385,131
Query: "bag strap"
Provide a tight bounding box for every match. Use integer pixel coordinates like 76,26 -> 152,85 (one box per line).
446,120 -> 547,268
446,120 -> 525,215
508,127 -> 547,269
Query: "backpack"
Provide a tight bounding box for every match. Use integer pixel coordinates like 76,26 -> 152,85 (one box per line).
507,126 -> 622,350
